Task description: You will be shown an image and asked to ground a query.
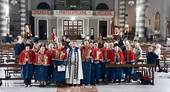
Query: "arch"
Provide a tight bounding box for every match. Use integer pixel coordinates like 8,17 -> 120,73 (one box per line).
154,12 -> 160,31
96,3 -> 109,10
37,2 -> 50,10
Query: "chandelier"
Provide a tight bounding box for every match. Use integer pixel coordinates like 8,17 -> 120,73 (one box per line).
128,0 -> 135,6
11,0 -> 18,6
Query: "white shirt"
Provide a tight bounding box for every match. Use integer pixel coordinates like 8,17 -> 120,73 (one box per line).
154,48 -> 161,59
71,48 -> 76,62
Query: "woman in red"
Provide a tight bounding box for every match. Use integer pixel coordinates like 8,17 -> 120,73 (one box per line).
34,46 -> 51,87
91,43 -> 103,84
19,44 -> 35,87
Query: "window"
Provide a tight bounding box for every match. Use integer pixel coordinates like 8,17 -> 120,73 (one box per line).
96,3 -> 109,10
66,0 -> 80,9
37,2 -> 50,10
63,20 -> 83,40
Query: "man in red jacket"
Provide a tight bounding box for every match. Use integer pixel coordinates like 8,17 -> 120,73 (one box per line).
51,43 -> 67,86
19,44 -> 35,87
34,46 -> 51,87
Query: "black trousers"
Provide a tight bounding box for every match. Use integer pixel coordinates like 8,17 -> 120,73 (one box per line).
24,78 -> 31,85
155,59 -> 161,71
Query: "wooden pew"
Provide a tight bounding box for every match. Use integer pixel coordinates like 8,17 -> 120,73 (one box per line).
161,51 -> 170,72
0,63 -> 21,79
0,44 -> 14,51
106,64 -> 155,85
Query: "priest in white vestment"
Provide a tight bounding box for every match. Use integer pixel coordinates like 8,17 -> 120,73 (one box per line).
66,41 -> 83,85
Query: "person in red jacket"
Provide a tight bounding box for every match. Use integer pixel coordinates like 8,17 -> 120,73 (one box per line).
19,44 -> 35,87
34,46 -> 51,87
105,43 -> 114,82
51,43 -> 67,86
91,43 -> 104,84
110,45 -> 125,83
47,43 -> 55,84
101,42 -> 111,84
124,45 -> 136,83
80,41 -> 93,85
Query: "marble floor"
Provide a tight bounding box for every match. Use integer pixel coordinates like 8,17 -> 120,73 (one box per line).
0,72 -> 170,92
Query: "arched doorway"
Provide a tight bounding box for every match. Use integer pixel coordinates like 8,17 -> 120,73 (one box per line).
96,3 -> 109,38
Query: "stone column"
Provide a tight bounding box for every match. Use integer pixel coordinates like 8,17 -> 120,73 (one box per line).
114,0 -> 119,26
135,0 -> 146,40
119,0 -> 126,37
0,0 -> 9,36
20,0 -> 26,33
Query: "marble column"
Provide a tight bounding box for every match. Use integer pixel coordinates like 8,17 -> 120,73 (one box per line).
114,0 -> 119,26
119,0 -> 126,37
0,0 -> 9,36
135,0 -> 146,39
20,0 -> 26,33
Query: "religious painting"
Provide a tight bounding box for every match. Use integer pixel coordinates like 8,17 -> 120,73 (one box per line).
154,12 -> 160,31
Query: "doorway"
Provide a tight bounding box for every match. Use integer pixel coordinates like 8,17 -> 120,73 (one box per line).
39,20 -> 47,40
99,21 -> 107,38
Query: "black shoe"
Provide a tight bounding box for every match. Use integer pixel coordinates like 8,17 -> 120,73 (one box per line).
157,69 -> 162,72
46,81 -> 51,85
122,80 -> 126,82
95,81 -> 99,84
39,84 -> 43,87
118,80 -> 121,83
39,84 -> 42,87
127,80 -> 131,83
113,80 -> 116,83
25,84 -> 28,87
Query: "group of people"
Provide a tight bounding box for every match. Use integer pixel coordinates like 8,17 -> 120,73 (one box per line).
15,35 -> 162,87
13,24 -> 162,87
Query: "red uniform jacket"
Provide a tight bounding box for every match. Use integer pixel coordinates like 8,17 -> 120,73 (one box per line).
46,49 -> 54,64
109,50 -> 125,64
124,50 -> 136,62
35,51 -> 51,66
19,50 -> 35,65
80,46 -> 91,61
91,48 -> 104,61
101,47 -> 109,61
51,32 -> 56,41
107,49 -> 114,63
52,47 -> 67,61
